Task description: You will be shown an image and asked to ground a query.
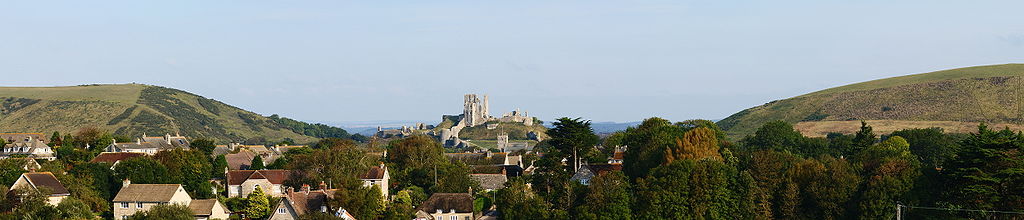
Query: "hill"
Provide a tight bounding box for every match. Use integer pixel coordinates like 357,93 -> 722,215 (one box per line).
0,84 -> 349,144
718,64 -> 1024,139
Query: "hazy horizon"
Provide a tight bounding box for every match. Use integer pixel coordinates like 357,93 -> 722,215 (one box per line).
3,1 -> 1023,124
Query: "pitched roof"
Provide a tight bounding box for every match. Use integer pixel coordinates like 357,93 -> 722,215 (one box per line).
113,184 -> 184,202
22,172 -> 69,195
189,199 -> 226,216
1,139 -> 53,158
417,193 -> 474,214
284,189 -> 336,216
225,151 -> 256,170
360,166 -> 386,179
470,174 -> 507,191
588,164 -> 622,175
90,152 -> 146,163
0,133 -> 47,144
226,170 -> 291,185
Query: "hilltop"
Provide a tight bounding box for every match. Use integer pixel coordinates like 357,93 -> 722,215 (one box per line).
718,64 -> 1024,139
0,84 -> 349,143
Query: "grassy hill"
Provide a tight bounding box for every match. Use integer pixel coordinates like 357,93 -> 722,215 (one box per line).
0,84 -> 348,144
718,64 -> 1024,139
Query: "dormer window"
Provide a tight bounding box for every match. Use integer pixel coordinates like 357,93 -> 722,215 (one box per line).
320,206 -> 327,212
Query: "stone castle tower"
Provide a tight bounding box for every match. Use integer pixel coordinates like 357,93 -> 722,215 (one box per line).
463,94 -> 490,127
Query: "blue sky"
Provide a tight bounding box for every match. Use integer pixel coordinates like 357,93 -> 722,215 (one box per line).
1,1 -> 1022,124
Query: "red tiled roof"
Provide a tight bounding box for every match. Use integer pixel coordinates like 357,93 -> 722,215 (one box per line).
90,152 -> 146,164
588,164 -> 622,176
227,170 -> 291,185
360,166 -> 386,179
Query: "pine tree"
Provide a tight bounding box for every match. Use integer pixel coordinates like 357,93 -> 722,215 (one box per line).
250,156 -> 264,170
244,187 -> 270,219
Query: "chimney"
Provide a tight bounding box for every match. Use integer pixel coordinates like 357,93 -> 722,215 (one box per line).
165,134 -> 171,144
302,184 -> 311,194
136,138 -> 141,145
123,179 -> 131,187
468,187 -> 473,195
319,181 -> 328,190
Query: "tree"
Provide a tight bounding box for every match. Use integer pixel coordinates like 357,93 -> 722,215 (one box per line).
0,159 -> 28,186
383,190 -> 416,220
943,125 -> 1024,216
244,187 -> 271,219
56,197 -> 95,219
888,128 -> 959,169
621,117 -> 687,179
287,143 -> 371,190
546,117 -> 599,173
496,179 -> 552,220
574,171 -> 632,220
250,156 -> 265,170
191,138 -> 216,156
212,155 -> 227,179
49,131 -> 62,147
154,149 -> 214,198
433,161 -> 478,193
850,121 -> 876,155
329,185 -> 384,220
113,157 -> 174,185
743,120 -> 803,153
128,204 -> 194,220
665,127 -> 722,163
855,136 -> 919,219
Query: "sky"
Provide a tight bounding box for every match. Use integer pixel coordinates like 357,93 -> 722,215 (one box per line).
1,1 -> 1023,125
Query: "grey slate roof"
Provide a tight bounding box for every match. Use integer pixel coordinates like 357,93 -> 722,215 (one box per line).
470,174 -> 507,191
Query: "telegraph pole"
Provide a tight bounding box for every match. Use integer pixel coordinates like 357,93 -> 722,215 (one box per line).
896,203 -> 902,220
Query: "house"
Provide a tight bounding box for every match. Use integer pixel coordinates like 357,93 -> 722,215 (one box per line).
113,181 -> 229,220
416,193 -> 474,220
359,164 -> 389,200
189,199 -> 231,220
607,145 -> 626,164
112,183 -> 190,219
269,183 -> 355,220
91,152 -> 147,169
9,172 -> 69,206
570,163 -> 623,185
106,134 -> 190,155
0,133 -> 48,145
469,174 -> 507,191
224,150 -> 258,170
226,170 -> 291,197
1,136 -> 55,160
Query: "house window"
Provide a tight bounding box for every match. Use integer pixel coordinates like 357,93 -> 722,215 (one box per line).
136,202 -> 143,208
121,202 -> 128,208
122,216 -> 129,220
450,216 -> 457,220
278,208 -> 286,214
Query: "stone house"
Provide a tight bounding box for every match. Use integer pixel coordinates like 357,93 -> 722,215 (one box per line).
415,193 -> 474,220
113,182 -> 229,220
1,136 -> 55,160
90,152 -> 147,169
189,198 -> 231,220
269,183 -> 355,220
9,172 -> 69,206
226,170 -> 291,198
359,164 -> 389,200
112,183 -> 192,220
106,134 -> 190,155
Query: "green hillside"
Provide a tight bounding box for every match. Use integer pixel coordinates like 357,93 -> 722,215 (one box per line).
0,84 -> 348,144
718,64 -> 1024,139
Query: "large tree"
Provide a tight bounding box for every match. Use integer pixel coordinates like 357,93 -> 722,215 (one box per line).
573,171 -> 632,220
943,125 -> 1024,216
547,117 -> 599,173
154,149 -> 215,198
113,157 -> 175,185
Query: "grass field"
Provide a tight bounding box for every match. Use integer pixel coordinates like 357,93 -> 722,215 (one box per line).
794,120 -> 1024,137
719,64 -> 1024,140
0,84 -> 143,104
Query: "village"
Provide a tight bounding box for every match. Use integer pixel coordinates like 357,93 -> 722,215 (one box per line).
0,94 -> 626,220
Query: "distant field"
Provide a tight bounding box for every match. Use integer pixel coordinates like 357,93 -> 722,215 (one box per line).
0,84 -> 143,104
794,120 -> 1024,137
